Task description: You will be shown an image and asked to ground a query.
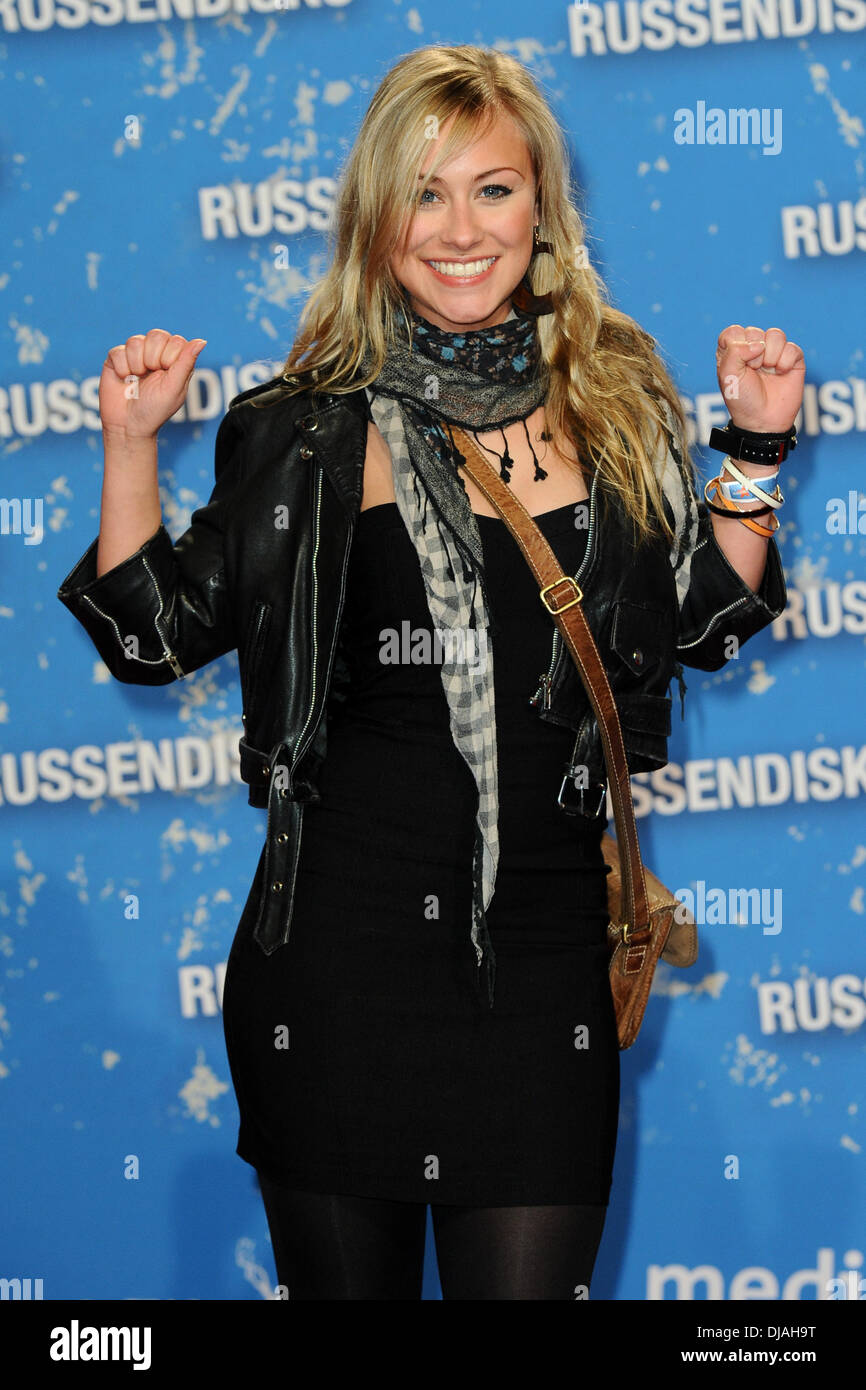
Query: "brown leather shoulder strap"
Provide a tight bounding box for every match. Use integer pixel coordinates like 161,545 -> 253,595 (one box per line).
450,425 -> 651,937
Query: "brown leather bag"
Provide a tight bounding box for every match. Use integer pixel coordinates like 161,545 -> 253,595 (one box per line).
451,427 -> 698,1049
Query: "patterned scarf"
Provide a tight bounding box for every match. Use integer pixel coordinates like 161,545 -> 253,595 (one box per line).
361,303 -> 551,1009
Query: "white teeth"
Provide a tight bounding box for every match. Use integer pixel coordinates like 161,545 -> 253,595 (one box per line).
427,257 -> 496,277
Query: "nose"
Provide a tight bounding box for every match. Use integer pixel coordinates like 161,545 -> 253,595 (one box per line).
439,198 -> 485,251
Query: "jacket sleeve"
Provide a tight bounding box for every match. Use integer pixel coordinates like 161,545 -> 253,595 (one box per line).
654,397 -> 787,672
56,405 -> 249,685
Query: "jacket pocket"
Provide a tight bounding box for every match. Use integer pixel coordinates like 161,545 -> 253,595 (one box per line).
617,691 -> 672,769
243,600 -> 273,723
580,690 -> 672,784
610,600 -> 667,678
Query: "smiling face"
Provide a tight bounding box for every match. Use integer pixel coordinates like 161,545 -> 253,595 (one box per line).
389,111 -> 540,333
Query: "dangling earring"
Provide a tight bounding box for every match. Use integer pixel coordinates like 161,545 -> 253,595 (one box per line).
512,226 -> 554,316
531,224 -> 554,257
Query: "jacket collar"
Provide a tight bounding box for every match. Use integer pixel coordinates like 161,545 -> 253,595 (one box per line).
246,374 -> 372,517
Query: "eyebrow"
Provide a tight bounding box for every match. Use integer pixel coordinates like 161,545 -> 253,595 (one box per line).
418,166 -> 524,182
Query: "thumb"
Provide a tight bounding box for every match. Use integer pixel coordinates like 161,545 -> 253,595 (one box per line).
173,338 -> 207,386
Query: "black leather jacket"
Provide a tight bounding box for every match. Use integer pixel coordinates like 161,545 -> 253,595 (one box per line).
57,376 -> 786,956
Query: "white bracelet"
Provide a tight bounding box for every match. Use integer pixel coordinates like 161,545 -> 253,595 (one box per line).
718,467 -> 779,505
721,456 -> 785,510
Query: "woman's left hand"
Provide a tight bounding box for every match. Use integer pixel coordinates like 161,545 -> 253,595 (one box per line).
715,324 -> 805,434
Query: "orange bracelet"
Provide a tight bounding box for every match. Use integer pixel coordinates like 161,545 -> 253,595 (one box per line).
704,477 -> 780,538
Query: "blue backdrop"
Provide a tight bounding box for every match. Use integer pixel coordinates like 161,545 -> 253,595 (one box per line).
2,1 -> 864,1301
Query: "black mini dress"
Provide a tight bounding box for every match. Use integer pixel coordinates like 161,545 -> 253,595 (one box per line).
222,499 -> 620,1206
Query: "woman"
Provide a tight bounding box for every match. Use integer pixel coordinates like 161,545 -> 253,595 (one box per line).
58,45 -> 800,1300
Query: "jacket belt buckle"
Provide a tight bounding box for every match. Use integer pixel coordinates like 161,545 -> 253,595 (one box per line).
557,771 -> 607,818
540,576 -> 582,613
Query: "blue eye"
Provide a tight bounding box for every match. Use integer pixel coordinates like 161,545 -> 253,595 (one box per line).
417,184 -> 513,204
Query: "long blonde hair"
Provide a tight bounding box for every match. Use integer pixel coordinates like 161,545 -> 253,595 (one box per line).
280,43 -> 692,544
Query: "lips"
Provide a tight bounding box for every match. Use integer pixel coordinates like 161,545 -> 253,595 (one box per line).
424,256 -> 498,281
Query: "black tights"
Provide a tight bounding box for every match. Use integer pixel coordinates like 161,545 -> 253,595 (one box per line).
257,1173 -> 608,1300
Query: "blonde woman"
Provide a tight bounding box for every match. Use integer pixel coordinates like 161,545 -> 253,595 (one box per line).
59,44 -> 799,1300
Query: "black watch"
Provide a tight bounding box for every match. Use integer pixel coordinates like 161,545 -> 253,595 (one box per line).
708,418 -> 797,465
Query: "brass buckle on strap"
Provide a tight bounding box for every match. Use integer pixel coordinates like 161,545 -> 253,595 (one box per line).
540,576 -> 583,613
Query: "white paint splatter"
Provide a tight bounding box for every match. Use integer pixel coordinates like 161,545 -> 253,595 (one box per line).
161,819 -> 232,856
724,1033 -> 784,1090
236,1237 -> 277,1299
210,65 -> 251,137
178,926 -> 202,961
86,251 -> 102,291
66,855 -> 89,904
179,1047 -> 229,1126
322,81 -> 353,106
46,190 -> 81,238
492,37 -> 566,78
747,659 -> 776,694
18,866 -> 47,908
808,64 -> 864,149
11,319 -> 50,366
141,22 -> 204,104
295,80 -> 317,127
261,125 -> 316,165
652,967 -> 728,999
789,554 -> 829,590
254,16 -> 278,57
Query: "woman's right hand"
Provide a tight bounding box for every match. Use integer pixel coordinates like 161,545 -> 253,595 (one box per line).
99,330 -> 207,440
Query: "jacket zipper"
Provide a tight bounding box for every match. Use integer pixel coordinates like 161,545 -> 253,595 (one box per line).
292,466 -> 354,780
259,463 -> 354,947
530,474 -> 598,711
676,594 -> 747,651
292,468 -> 325,773
259,471 -> 326,946
81,557 -> 184,677
142,554 -> 185,677
244,600 -> 272,722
